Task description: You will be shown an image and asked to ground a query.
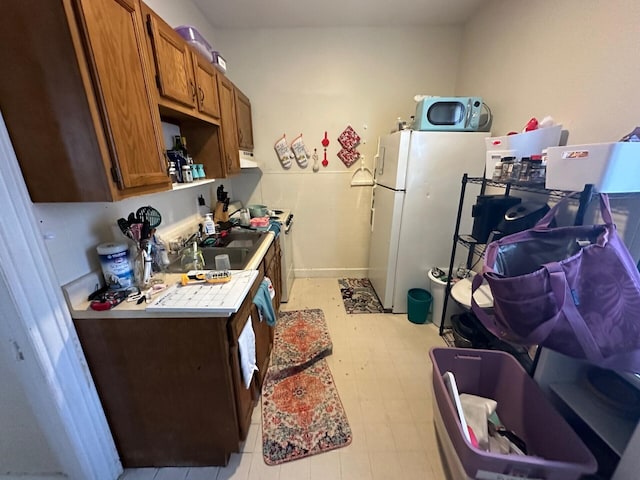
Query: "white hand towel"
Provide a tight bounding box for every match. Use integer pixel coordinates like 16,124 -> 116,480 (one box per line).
238,315 -> 258,389
264,276 -> 275,299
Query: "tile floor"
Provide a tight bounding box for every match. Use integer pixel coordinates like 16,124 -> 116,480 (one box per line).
120,277 -> 448,480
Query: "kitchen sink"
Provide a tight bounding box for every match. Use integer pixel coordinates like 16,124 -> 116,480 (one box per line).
204,230 -> 268,249
166,229 -> 268,272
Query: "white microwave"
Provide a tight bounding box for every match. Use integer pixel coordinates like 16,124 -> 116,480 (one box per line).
414,96 -> 491,132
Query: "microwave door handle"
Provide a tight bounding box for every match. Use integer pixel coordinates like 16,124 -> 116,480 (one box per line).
464,99 -> 472,129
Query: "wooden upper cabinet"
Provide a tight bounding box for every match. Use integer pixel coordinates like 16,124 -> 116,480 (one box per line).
193,53 -> 221,120
0,0 -> 170,202
234,88 -> 254,151
76,0 -> 169,191
217,75 -> 241,175
143,6 -> 220,123
146,13 -> 196,109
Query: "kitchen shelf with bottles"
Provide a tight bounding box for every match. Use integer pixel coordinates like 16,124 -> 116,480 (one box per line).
439,174 -> 594,336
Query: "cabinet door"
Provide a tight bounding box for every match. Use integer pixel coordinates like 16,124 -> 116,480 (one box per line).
74,316 -> 239,466
146,12 -> 196,108
76,0 -> 169,190
234,87 -> 254,150
272,240 -> 282,311
229,301 -> 257,441
193,52 -> 221,120
217,74 -> 241,175
264,241 -> 281,315
251,302 -> 272,387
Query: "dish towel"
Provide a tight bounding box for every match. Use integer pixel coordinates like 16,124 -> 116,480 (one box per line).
238,316 -> 258,389
253,278 -> 277,326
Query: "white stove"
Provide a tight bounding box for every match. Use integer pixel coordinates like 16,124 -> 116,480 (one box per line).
269,209 -> 294,302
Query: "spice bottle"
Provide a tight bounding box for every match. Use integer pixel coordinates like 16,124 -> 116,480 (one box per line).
492,159 -> 504,182
500,156 -> 516,182
528,155 -> 546,184
182,164 -> 193,183
168,161 -> 178,184
518,157 -> 531,183
509,158 -> 522,183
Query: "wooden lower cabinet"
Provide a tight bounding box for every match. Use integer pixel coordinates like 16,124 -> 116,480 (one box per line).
73,274 -> 273,467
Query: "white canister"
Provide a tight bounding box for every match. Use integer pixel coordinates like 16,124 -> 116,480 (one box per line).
97,242 -> 134,290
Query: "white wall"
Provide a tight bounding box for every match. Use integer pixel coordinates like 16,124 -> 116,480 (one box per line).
457,0 -> 640,258
0,282 -> 62,477
34,182 -> 216,286
215,26 -> 463,276
457,0 -> 640,142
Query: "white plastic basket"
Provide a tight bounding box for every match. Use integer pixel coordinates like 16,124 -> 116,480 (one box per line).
545,142 -> 640,193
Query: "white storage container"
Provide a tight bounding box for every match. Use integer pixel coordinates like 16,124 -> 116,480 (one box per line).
545,142 -> 640,193
485,125 -> 563,179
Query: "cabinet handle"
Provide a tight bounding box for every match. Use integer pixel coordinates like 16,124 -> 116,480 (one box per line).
190,80 -> 196,102
198,86 -> 204,104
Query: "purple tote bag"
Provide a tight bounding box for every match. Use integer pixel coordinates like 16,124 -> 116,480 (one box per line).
471,194 -> 640,371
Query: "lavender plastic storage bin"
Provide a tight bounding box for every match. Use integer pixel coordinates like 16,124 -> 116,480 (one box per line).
430,348 -> 597,480
174,25 -> 213,62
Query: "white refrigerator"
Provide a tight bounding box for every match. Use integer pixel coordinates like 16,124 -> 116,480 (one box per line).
368,130 -> 488,313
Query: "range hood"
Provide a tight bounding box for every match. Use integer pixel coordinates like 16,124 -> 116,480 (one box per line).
239,150 -> 259,169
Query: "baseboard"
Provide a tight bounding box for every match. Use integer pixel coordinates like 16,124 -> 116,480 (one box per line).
294,268 -> 369,278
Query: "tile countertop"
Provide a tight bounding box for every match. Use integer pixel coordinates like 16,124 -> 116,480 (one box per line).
63,232 -> 275,319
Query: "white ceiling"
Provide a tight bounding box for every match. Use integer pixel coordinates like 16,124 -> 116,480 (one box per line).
192,0 -> 488,28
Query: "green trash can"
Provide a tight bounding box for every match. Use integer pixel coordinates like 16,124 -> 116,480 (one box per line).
407,288 -> 432,324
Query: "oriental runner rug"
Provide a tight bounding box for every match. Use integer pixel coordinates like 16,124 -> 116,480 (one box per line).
261,309 -> 352,465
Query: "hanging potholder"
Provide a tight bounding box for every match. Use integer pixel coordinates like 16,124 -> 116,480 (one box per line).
274,134 -> 293,169
338,125 -> 361,150
290,134 -> 310,168
337,148 -> 360,168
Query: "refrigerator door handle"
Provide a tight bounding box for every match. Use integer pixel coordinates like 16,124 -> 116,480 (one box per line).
375,145 -> 385,176
373,137 -> 380,178
370,185 -> 376,232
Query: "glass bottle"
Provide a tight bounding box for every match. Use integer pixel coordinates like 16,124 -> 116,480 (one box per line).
181,136 -> 193,165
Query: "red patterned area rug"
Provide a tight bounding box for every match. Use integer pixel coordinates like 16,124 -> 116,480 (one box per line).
262,309 -> 352,465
